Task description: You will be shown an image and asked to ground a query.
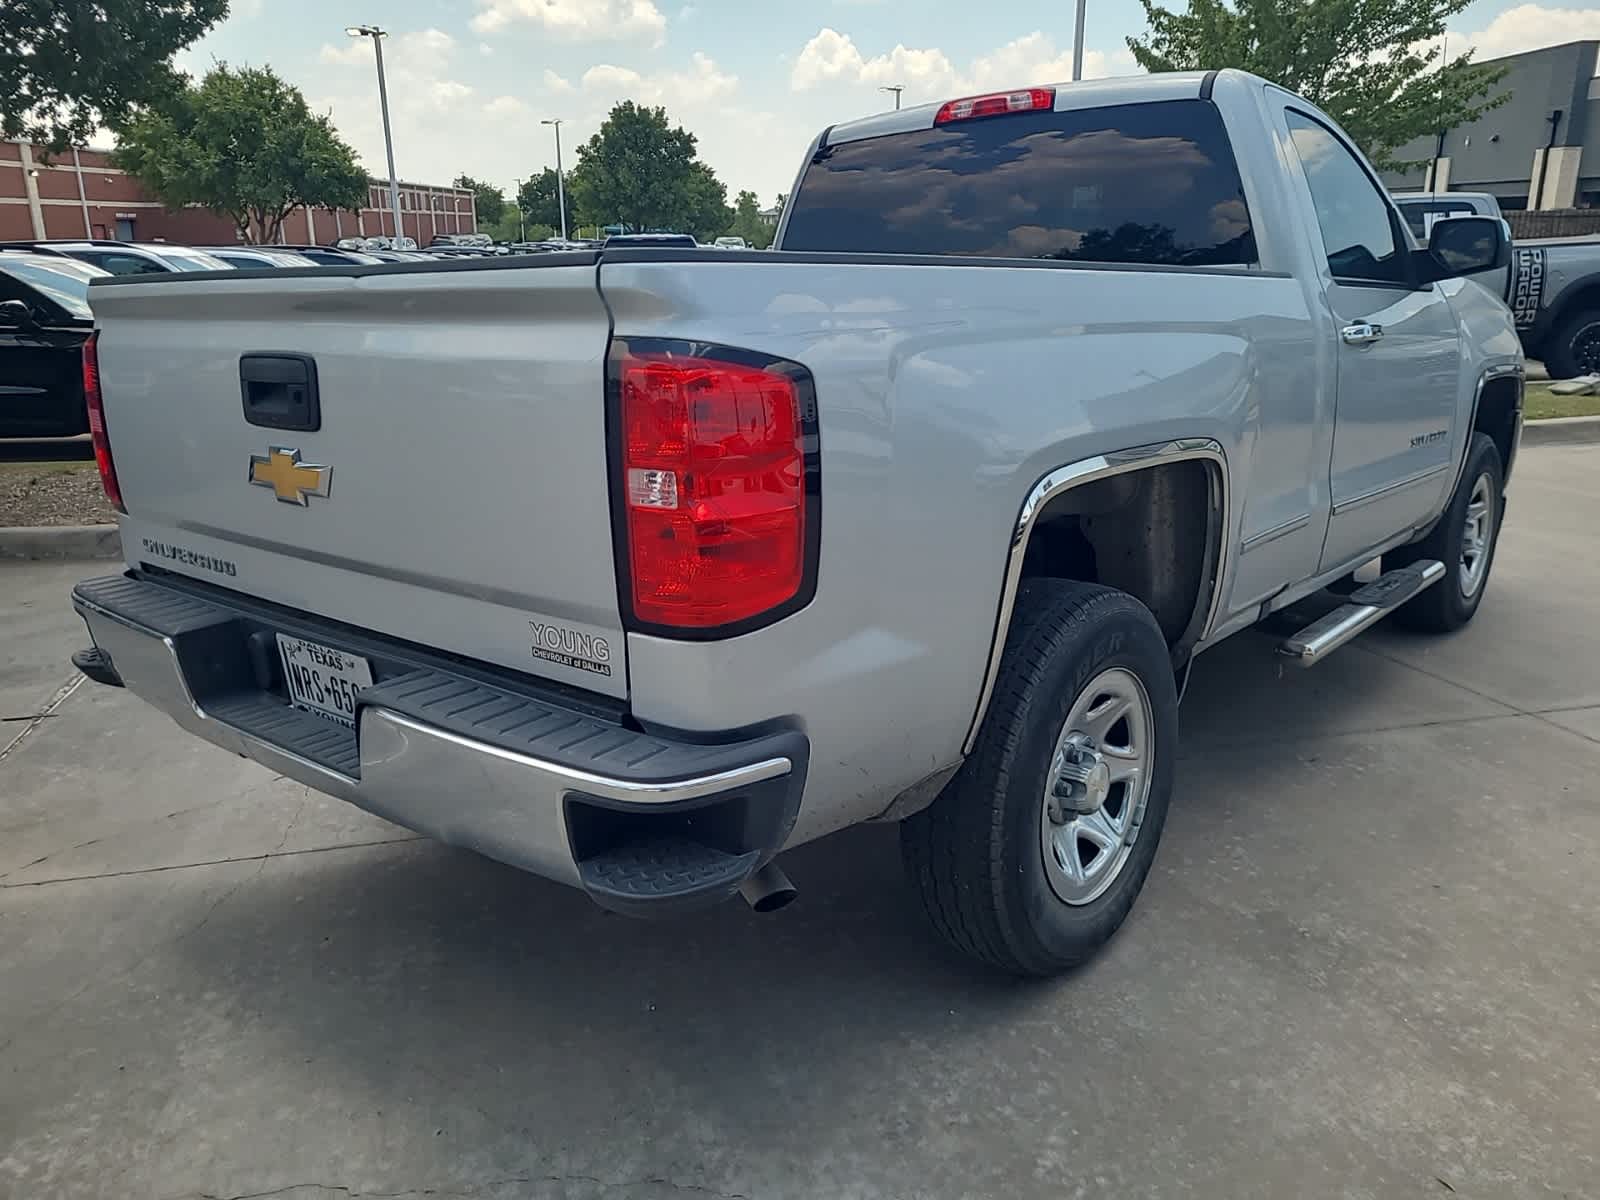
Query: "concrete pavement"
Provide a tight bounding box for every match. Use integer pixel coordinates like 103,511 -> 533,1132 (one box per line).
3,446 -> 1599,1200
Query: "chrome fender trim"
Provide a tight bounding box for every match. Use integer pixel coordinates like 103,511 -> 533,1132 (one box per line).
961,438 -> 1230,755
1463,361 -> 1525,491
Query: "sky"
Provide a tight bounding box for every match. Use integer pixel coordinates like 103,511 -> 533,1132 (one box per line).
174,0 -> 1600,205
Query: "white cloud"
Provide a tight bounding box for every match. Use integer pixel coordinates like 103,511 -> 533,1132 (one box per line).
583,64 -> 644,90
483,94 -> 529,118
858,45 -> 959,90
791,28 -> 872,89
479,42 -> 495,56
1448,4 -> 1600,62
582,52 -> 738,106
470,0 -> 666,42
318,41 -> 368,67
791,28 -> 1134,96
407,28 -> 458,55
432,80 -> 475,105
320,28 -> 457,67
544,69 -> 575,93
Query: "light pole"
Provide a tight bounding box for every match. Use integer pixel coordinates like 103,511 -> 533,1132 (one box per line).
513,176 -> 526,242
346,25 -> 404,244
879,84 -> 903,110
1071,0 -> 1087,81
541,118 -> 567,241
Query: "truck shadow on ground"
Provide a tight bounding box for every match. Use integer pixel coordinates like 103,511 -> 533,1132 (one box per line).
156,626 -> 1454,1134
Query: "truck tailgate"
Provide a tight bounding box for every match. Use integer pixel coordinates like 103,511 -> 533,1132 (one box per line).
89,261 -> 627,697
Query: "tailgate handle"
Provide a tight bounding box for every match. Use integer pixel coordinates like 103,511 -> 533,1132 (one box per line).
240,354 -> 320,432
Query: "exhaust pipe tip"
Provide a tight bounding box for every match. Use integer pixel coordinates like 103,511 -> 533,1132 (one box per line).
739,862 -> 797,913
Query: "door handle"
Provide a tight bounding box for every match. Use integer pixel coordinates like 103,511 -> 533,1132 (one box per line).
239,353 -> 320,431
1341,322 -> 1384,347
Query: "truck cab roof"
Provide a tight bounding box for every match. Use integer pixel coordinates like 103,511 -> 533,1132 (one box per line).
823,70 -> 1218,147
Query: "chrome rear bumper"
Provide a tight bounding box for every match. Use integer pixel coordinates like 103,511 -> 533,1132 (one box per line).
73,574 -> 806,914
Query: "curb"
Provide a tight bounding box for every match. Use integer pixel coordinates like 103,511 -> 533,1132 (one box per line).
0,524 -> 121,562
1523,415 -> 1600,447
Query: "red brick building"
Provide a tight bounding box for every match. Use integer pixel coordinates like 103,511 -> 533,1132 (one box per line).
1,141 -> 476,246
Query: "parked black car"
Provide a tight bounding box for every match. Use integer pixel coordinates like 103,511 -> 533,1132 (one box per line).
0,251 -> 106,438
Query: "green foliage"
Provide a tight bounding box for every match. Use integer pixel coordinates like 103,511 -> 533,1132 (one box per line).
681,163 -> 733,243
2,0 -> 228,151
113,64 -> 369,243
725,190 -> 774,249
567,101 -> 732,240
516,168 -> 573,234
455,175 -> 505,226
488,210 -> 524,243
1126,0 -> 1508,168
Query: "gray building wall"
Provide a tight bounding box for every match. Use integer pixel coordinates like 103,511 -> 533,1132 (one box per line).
1384,40 -> 1599,209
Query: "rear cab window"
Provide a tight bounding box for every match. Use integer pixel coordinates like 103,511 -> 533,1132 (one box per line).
781,98 -> 1257,267
1397,200 -> 1476,240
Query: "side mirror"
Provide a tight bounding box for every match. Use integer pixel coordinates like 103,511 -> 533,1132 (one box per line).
0,298 -> 37,330
1416,215 -> 1509,284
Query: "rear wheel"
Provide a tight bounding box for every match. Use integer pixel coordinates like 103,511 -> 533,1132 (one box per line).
901,580 -> 1177,976
1386,432 -> 1504,633
1543,307 -> 1600,379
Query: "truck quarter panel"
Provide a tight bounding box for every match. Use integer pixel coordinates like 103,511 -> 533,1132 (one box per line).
604,258 -> 1299,844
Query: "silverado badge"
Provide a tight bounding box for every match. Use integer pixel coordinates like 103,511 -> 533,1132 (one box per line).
249,447 -> 331,505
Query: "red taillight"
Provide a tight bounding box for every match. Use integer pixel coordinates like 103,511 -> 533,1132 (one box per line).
82,333 -> 124,514
934,86 -> 1055,125
617,348 -> 813,631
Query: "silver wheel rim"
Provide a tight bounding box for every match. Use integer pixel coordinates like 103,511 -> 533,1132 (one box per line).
1040,667 -> 1155,906
1459,472 -> 1494,599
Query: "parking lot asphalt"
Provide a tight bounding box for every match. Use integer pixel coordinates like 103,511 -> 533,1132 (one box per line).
3,445 -> 1599,1200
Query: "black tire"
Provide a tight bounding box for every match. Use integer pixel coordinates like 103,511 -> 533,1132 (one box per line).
1543,307 -> 1600,379
1386,432 -> 1504,633
901,580 -> 1178,976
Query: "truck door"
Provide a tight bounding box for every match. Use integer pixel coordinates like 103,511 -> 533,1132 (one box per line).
1280,108 -> 1461,572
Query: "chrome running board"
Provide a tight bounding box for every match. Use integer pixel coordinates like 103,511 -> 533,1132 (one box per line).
1278,560 -> 1446,667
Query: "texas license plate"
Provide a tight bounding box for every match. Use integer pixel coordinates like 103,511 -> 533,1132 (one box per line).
276,634 -> 372,728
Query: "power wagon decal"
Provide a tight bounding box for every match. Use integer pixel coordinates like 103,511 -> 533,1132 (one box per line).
1509,248 -> 1545,331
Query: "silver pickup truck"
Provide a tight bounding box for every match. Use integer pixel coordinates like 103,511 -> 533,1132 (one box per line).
1395,191 -> 1600,377
71,70 -> 1522,975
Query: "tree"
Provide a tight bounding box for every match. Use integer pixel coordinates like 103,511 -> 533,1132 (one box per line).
2,0 -> 228,152
114,64 -> 369,243
567,101 -> 731,237
516,168 -> 573,235
456,175 -> 505,227
725,190 -> 773,249
1126,0 -> 1507,168
681,163 -> 733,243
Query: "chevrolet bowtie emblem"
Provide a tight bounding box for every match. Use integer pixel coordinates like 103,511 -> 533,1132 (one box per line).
249,447 -> 331,506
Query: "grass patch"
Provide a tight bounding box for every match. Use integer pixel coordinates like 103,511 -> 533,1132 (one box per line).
1525,382 -> 1600,421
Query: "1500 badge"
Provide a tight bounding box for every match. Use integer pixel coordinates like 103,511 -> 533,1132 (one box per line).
529,621 -> 612,677
1410,429 -> 1448,448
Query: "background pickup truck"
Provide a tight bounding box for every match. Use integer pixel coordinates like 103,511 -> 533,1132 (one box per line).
71,69 -> 1523,976
1394,190 -> 1600,377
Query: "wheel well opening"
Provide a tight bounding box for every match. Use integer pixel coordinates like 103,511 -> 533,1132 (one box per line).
1019,459 -> 1219,658
1542,284 -> 1600,372
1552,283 -> 1600,334
1476,376 -> 1520,482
